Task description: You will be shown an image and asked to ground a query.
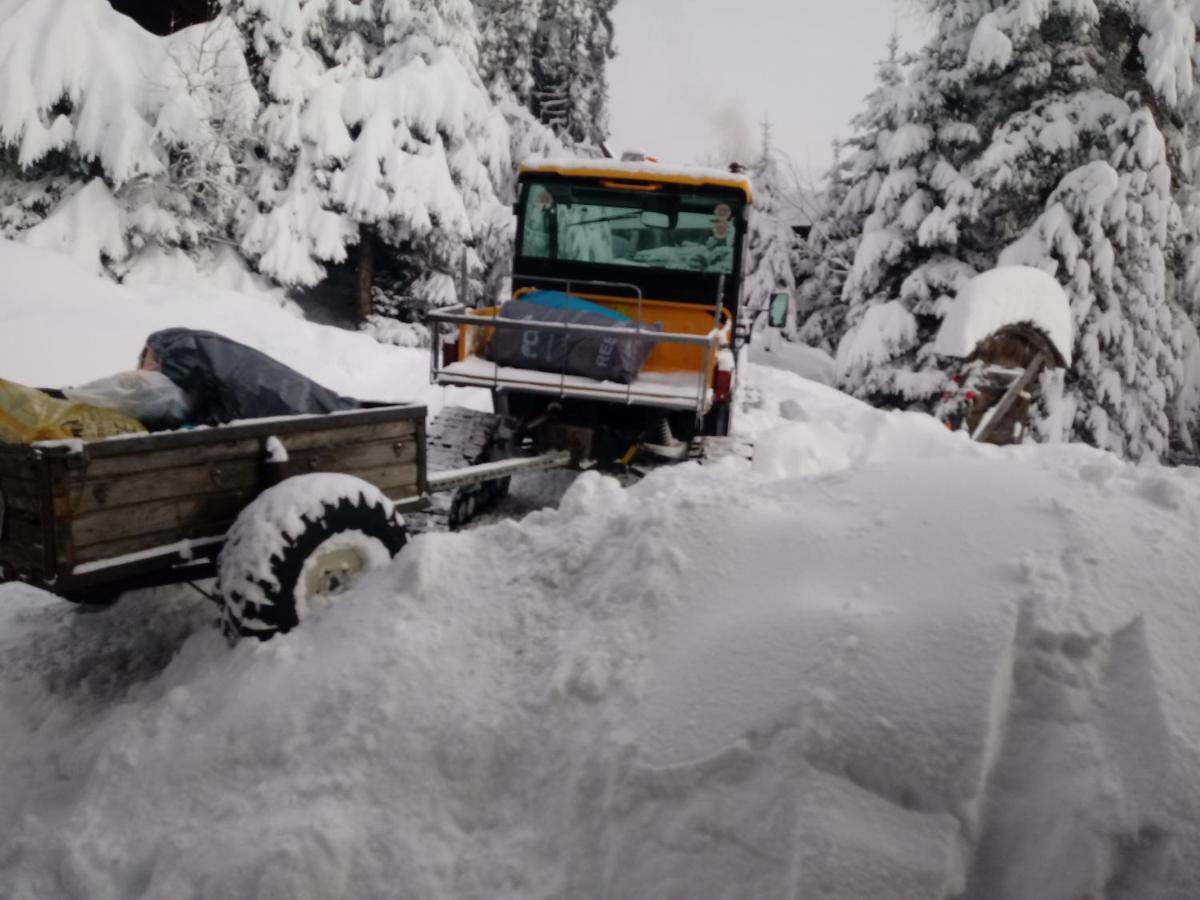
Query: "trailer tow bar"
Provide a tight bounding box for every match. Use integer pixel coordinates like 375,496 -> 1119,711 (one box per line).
427,450 -> 573,494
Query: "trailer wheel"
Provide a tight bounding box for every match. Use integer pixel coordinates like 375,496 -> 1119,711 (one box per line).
217,475 -> 407,641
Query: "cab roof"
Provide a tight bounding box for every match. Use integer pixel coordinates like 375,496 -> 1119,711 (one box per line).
519,158 -> 753,203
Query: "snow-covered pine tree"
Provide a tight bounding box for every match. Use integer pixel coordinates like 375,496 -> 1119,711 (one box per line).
835,0 -> 1200,458
0,0 -> 255,275
468,0 -> 574,305
231,0 -> 511,317
155,14 -> 261,263
798,34 -> 909,354
744,122 -> 799,338
580,0 -> 617,145
794,145 -> 852,354
477,97 -> 565,305
835,8 -> 982,408
997,107 -> 1188,458
962,0 -> 1196,458
475,0 -> 542,105
530,0 -> 616,147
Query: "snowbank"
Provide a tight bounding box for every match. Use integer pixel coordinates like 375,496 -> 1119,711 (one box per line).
934,265 -> 1073,364
0,239 -> 483,413
2,353 -> 1199,897
749,335 -> 836,385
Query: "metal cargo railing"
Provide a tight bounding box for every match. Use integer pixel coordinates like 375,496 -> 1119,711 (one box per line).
428,275 -> 728,422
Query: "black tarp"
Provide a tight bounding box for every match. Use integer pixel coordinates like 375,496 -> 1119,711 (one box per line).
483,301 -> 661,384
145,329 -> 362,425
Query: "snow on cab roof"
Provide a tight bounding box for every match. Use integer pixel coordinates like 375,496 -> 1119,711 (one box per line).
521,158 -> 754,202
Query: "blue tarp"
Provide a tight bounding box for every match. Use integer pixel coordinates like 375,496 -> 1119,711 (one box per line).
484,300 -> 660,384
522,291 -> 630,321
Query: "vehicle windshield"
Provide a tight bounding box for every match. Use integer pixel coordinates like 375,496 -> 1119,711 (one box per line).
519,181 -> 742,275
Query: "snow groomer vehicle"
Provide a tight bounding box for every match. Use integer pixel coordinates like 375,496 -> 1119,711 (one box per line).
428,157 -> 761,466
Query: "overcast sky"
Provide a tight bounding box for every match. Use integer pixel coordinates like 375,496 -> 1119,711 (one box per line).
607,1 -> 930,180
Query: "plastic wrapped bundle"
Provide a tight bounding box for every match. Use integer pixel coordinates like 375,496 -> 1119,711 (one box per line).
63,371 -> 194,429
0,379 -> 146,443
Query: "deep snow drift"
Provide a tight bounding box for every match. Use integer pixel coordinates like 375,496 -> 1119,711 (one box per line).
3,377 -> 1200,897
2,241 -> 1200,897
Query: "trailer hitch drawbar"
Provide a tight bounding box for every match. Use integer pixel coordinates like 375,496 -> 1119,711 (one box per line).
426,450 -> 573,494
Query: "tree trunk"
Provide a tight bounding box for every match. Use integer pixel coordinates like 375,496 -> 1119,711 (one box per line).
355,233 -> 375,324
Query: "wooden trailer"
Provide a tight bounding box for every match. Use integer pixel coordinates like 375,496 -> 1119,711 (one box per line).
0,406 -> 428,625
0,401 -> 570,638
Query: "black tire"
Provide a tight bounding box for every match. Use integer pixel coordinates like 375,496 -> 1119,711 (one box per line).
217,476 -> 407,641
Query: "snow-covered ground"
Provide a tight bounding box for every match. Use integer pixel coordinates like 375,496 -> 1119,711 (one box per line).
2,241 -> 1200,897
749,330 -> 836,385
0,239 -> 484,413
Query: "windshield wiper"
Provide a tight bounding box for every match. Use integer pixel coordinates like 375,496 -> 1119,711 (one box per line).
565,212 -> 642,228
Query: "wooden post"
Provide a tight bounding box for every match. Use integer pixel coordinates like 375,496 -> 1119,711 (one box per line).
972,352 -> 1045,444
459,247 -> 469,308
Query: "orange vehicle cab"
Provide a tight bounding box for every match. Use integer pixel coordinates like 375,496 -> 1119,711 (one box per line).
431,158 -> 754,458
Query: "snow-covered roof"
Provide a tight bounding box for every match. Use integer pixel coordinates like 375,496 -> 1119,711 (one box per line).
521,158 -> 754,202
934,266 -> 1073,365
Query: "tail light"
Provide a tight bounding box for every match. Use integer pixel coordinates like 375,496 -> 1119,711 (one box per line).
714,368 -> 733,402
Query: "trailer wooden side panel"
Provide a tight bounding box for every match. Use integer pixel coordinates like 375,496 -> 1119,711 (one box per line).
0,447 -> 52,584
1,405 -> 428,593
60,413 -> 426,568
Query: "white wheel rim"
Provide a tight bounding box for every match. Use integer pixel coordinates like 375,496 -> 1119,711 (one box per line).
296,531 -> 392,621
303,546 -> 370,600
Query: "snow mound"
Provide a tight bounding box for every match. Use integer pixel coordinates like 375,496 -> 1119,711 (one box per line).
2,360 -> 1199,897
934,265 -> 1073,364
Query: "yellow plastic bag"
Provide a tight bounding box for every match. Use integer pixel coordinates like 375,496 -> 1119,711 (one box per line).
0,379 -> 147,443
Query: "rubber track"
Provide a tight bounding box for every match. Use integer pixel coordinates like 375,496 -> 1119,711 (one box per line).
425,406 -> 505,474
409,407 -> 506,534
